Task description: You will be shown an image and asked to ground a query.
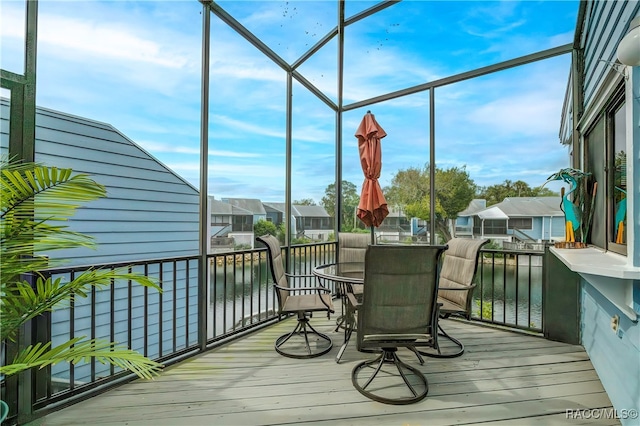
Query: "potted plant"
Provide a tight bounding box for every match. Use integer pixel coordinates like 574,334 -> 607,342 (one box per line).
1,159 -> 163,421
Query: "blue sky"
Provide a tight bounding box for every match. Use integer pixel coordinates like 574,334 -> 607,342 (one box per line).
1,0 -> 578,203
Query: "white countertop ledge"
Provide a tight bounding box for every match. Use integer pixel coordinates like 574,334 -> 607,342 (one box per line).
550,246 -> 640,280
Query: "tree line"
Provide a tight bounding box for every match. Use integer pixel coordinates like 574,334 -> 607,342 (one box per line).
300,165 -> 558,242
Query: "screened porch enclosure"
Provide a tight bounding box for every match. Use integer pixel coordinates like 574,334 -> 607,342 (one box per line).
0,1 -> 587,423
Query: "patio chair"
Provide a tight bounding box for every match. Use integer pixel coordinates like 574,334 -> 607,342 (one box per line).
337,232 -> 369,297
334,232 -> 369,362
418,237 -> 489,358
257,234 -> 334,359
335,233 -> 368,322
351,244 -> 447,405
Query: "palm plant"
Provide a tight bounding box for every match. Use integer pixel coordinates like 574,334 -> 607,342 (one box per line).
1,158 -> 163,380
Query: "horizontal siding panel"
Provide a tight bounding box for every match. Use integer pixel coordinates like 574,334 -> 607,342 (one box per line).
49,249 -> 199,267
68,197 -> 198,214
47,240 -> 198,262
36,111 -> 146,152
36,138 -> 173,177
583,1 -> 638,108
34,152 -> 193,190
36,126 -> 153,161
98,186 -> 199,204
68,208 -> 198,222
69,220 -> 198,233
37,108 -> 117,133
37,151 -> 188,185
59,231 -> 199,245
4,100 -> 203,266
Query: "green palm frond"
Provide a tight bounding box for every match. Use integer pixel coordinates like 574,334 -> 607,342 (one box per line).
0,338 -> 164,380
1,271 -> 160,342
1,162 -> 106,219
1,159 -> 107,282
1,159 -> 164,380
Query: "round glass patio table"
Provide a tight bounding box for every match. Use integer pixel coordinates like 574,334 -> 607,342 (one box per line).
313,262 -> 364,286
313,262 -> 364,363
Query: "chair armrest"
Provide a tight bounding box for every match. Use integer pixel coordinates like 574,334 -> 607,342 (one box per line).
346,292 -> 360,308
273,284 -> 331,293
438,283 -> 477,291
285,272 -> 315,279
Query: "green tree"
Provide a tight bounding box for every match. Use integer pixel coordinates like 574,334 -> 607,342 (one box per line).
385,165 -> 476,242
477,179 -> 558,206
254,219 -> 277,238
0,160 -> 163,379
293,198 -> 316,206
530,185 -> 559,198
320,180 -> 359,231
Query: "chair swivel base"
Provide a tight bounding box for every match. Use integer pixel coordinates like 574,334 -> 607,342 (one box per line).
416,324 -> 464,358
275,316 -> 332,359
351,348 -> 429,405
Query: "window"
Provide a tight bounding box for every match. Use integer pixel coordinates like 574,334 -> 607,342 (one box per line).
583,86 -> 626,255
474,217 -> 507,235
211,215 -> 229,226
609,94 -> 626,252
507,218 -> 533,230
232,215 -> 253,232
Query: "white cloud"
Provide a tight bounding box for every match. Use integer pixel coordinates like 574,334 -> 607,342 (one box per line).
44,19 -> 186,68
138,141 -> 263,158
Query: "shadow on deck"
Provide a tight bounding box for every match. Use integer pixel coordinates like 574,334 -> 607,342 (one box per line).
30,317 -> 616,425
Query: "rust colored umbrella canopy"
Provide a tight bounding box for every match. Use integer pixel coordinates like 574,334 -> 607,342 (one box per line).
355,112 -> 389,228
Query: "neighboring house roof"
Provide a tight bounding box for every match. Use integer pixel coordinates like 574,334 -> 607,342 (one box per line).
294,205 -> 330,217
209,197 -> 233,215
467,197 -> 563,220
263,202 -> 286,213
222,198 -> 266,215
230,204 -> 254,216
263,203 -> 331,218
477,206 -> 510,220
458,197 -> 563,220
263,202 -> 301,216
491,197 -> 563,217
458,199 -> 487,216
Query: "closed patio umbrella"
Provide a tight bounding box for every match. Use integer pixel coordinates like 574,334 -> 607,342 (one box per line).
355,111 -> 389,242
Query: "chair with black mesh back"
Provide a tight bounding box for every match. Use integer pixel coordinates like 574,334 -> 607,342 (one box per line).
351,244 -> 447,405
257,234 -> 334,359
418,237 -> 489,358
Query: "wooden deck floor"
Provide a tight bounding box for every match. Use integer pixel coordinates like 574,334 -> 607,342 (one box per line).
32,317 -> 617,426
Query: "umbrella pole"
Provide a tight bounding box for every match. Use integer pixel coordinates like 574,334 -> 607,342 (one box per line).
370,226 -> 375,245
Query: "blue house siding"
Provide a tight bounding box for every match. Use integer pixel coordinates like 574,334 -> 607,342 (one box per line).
565,1 -> 640,422
1,99 -> 200,266
524,216 -> 565,241
50,262 -> 199,384
549,216 -> 566,240
2,100 -> 201,385
581,283 -> 640,425
581,1 -> 639,108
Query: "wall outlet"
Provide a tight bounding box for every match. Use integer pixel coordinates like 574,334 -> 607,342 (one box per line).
610,315 -> 620,333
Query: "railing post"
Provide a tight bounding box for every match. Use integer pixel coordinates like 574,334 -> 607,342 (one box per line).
198,0 -> 212,351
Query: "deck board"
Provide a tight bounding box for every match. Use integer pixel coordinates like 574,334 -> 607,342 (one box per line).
30,317 -> 617,425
